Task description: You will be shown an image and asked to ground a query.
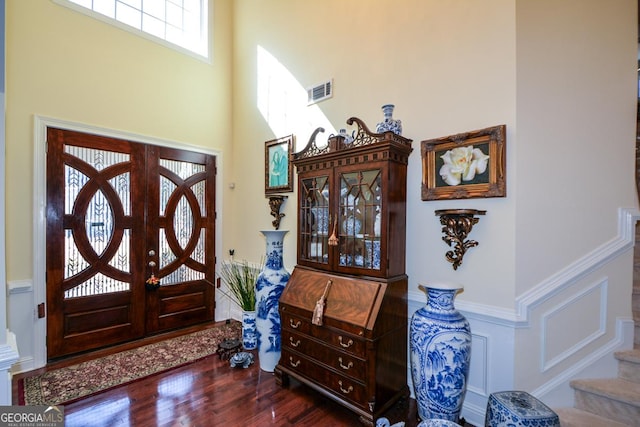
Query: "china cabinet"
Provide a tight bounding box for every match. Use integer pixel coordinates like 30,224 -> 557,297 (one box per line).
275,117 -> 413,426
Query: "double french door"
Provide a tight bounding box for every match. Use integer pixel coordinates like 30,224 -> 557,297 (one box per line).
46,128 -> 216,359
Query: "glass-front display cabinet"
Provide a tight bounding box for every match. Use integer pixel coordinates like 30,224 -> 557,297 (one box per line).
293,117 -> 413,280
278,117 -> 413,425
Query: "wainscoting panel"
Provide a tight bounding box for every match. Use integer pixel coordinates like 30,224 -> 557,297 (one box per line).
541,277 -> 607,372
467,332 -> 489,397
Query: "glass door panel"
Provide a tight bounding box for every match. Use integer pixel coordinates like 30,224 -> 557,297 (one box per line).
338,169 -> 382,271
299,175 -> 330,265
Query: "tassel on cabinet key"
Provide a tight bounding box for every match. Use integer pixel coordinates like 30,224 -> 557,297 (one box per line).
328,215 -> 339,246
312,280 -> 332,326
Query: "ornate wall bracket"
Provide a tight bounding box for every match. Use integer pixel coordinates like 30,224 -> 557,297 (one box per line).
435,209 -> 486,270
268,195 -> 287,230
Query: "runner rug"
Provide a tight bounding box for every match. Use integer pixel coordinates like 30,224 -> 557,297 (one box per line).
17,321 -> 241,406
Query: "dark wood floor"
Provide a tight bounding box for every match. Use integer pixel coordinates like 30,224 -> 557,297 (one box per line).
12,321 -> 474,427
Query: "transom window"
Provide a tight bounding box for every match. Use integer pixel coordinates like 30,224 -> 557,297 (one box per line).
54,0 -> 209,60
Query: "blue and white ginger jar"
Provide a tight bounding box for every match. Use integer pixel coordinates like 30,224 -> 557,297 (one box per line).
376,104 -> 402,135
410,282 -> 471,423
255,230 -> 290,372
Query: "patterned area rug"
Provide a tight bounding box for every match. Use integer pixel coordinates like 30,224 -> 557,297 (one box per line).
18,321 -> 241,406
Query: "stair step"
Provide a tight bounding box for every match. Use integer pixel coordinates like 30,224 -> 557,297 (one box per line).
570,377 -> 640,426
553,407 -> 628,427
616,349 -> 640,383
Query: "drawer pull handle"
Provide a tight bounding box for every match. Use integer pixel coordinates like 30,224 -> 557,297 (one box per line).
338,336 -> 353,348
290,319 -> 301,329
289,337 -> 301,347
289,357 -> 301,368
338,357 -> 353,370
338,381 -> 353,394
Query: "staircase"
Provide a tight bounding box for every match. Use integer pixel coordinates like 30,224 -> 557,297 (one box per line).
554,350 -> 640,426
552,224 -> 640,427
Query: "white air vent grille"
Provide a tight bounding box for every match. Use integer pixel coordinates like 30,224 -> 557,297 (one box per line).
307,80 -> 333,105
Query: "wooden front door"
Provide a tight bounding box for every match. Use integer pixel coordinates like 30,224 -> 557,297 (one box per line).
46,128 -> 216,359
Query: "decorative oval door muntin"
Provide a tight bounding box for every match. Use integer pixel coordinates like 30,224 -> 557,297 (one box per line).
157,159 -> 207,285
62,148 -> 133,297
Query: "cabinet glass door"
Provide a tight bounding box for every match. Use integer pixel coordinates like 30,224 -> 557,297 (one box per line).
338,169 -> 382,271
299,175 -> 330,265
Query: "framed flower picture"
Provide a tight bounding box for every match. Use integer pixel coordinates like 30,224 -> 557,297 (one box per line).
421,125 -> 506,200
265,135 -> 294,194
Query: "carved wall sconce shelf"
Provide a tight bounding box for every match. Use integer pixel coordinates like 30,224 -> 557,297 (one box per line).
435,209 -> 486,270
268,195 -> 287,230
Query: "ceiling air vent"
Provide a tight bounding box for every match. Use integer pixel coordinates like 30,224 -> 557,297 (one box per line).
307,79 -> 333,105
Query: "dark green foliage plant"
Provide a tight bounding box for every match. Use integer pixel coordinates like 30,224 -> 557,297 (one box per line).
218,258 -> 263,311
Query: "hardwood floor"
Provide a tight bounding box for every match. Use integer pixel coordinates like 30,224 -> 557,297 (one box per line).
12,321 -> 474,427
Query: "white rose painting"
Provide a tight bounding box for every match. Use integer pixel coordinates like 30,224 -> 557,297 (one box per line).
421,124 -> 506,201
439,145 -> 490,186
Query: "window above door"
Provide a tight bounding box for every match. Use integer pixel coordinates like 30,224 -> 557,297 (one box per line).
53,0 -> 210,61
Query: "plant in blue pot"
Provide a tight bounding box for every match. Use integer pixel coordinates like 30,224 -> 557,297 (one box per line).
218,257 -> 263,351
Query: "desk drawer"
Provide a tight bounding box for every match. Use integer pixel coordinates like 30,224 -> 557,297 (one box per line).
281,348 -> 368,410
281,312 -> 311,335
281,310 -> 366,358
310,327 -> 366,358
282,329 -> 366,380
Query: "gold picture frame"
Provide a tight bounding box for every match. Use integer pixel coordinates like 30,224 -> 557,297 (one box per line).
421,124 -> 506,200
265,135 -> 294,194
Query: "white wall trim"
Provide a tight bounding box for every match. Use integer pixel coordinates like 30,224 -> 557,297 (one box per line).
540,277 -> 608,372
461,400 -> 486,426
515,207 -> 638,322
7,279 -> 33,295
466,332 -> 489,396
32,115 -> 224,369
422,207 -> 640,326
532,316 -> 634,398
0,332 -> 18,371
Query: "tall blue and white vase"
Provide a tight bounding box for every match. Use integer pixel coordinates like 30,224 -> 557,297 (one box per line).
255,230 -> 290,372
410,283 -> 472,423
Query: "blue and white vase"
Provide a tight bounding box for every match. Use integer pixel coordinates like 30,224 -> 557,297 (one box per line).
255,230 -> 290,372
241,310 -> 257,350
376,104 -> 402,135
410,282 -> 471,423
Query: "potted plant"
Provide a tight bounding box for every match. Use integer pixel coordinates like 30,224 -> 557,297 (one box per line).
218,258 -> 263,350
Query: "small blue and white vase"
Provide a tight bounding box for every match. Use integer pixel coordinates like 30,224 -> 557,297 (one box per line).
241,310 -> 257,350
410,282 -> 471,423
376,104 -> 402,135
255,230 -> 290,372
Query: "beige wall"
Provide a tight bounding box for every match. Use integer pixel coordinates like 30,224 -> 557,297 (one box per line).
515,0 -> 637,292
232,0 -> 520,308
230,0 -> 637,399
5,0 -> 233,280
513,0 -> 637,387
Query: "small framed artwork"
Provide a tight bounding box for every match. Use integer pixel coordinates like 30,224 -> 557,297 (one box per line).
265,135 -> 294,194
421,124 -> 506,200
